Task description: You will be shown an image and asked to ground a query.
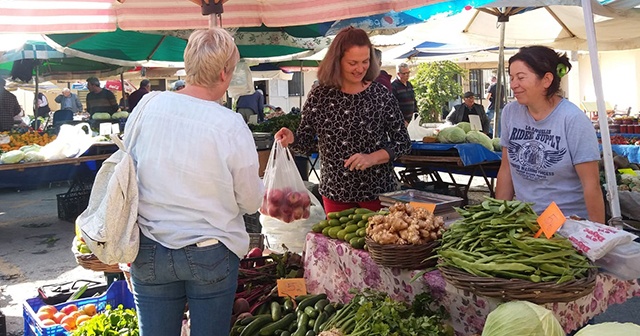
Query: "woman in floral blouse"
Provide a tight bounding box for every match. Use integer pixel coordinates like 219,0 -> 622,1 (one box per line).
275,27 -> 411,214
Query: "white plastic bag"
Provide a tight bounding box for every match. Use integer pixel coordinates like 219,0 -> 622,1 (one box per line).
40,123 -> 94,160
260,141 -> 311,223
557,218 -> 637,261
407,114 -> 435,140
261,189 -> 325,253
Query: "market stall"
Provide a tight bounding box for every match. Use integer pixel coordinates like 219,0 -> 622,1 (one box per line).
303,232 -> 640,335
397,142 -> 501,204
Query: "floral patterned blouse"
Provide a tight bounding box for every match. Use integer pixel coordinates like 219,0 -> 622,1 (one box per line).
291,81 -> 411,202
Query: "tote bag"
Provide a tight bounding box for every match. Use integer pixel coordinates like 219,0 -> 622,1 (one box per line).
76,92 -> 158,265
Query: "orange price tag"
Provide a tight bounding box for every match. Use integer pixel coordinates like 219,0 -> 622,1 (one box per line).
409,202 -> 436,213
276,278 -> 307,298
534,202 -> 566,239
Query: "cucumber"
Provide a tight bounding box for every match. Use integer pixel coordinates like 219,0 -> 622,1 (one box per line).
350,237 -> 366,249
296,293 -> 327,312
321,226 -> 331,236
361,213 -> 377,220
338,208 -> 356,217
259,313 -> 296,336
327,227 -> 341,239
327,212 -> 340,219
295,294 -> 313,303
336,229 -> 347,241
311,223 -> 323,233
271,301 -> 282,322
343,233 -> 358,242
281,332 -> 291,336
355,208 -> 374,214
313,299 -> 329,312
305,331 -> 317,336
356,228 -> 367,237
283,298 -> 295,313
239,315 -> 273,336
357,219 -> 368,228
240,314 -> 270,326
344,224 -> 358,233
308,318 -> 316,328
328,219 -> 341,226
323,304 -> 336,315
303,306 -> 318,319
338,216 -> 351,224
292,313 -> 309,336
313,312 -> 328,333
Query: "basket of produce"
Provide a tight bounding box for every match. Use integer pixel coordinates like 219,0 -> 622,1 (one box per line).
72,236 -> 121,274
437,197 -> 597,304
366,202 -> 445,270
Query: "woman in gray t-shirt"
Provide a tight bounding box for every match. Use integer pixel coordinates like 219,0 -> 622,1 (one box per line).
495,46 -> 604,223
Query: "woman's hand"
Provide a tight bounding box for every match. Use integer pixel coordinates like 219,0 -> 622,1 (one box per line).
274,127 -> 294,147
344,150 -> 389,171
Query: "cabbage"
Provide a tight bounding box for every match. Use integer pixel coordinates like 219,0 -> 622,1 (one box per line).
456,122 -> 472,133
24,151 -> 46,162
92,112 -> 112,120
437,126 -> 466,143
575,322 -> 640,335
20,144 -> 41,153
492,138 -> 501,151
466,130 -> 493,150
112,111 -> 129,119
1,150 -> 25,164
482,301 -> 564,336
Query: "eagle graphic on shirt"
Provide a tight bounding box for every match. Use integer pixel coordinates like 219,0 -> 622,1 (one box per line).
508,140 -> 566,180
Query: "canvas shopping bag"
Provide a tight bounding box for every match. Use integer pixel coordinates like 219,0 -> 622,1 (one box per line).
75,92 -> 158,265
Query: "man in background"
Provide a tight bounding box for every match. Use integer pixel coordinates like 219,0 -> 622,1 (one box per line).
173,80 -> 185,91
236,89 -> 264,123
391,63 -> 418,123
445,91 -> 490,134
0,77 -> 23,131
373,48 -> 392,91
486,76 -> 506,137
86,77 -> 118,116
128,79 -> 151,112
55,88 -> 83,113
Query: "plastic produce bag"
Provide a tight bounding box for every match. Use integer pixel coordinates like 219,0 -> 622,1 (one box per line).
407,114 -> 435,141
557,218 -> 637,261
260,141 -> 312,223
260,189 -> 325,253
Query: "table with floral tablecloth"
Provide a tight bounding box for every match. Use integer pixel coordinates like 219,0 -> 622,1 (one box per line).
303,232 -> 640,335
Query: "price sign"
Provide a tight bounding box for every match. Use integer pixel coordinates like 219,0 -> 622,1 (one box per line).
618,168 -> 637,176
409,202 -> 436,213
534,202 -> 566,239
277,278 -> 307,298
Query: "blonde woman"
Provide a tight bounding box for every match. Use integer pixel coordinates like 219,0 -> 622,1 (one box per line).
125,28 -> 264,336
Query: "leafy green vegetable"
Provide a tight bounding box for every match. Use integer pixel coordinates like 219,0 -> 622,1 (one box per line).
72,304 -> 139,336
437,127 -> 466,144
248,114 -> 301,136
456,122 -> 471,134
465,130 -> 493,151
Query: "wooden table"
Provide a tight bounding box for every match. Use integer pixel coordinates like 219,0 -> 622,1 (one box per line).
0,154 -> 112,172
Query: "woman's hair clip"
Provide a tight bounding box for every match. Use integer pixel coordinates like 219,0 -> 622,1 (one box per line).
556,63 -> 568,78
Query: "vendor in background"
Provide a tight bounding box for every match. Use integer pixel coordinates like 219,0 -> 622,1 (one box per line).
55,88 -> 83,113
118,93 -> 129,111
495,45 -> 604,223
126,28 -> 263,336
128,79 -> 151,112
391,62 -> 418,123
0,77 -> 23,131
173,80 -> 185,91
85,77 -> 118,116
445,91 -> 491,134
36,92 -> 51,118
275,26 -> 411,214
236,89 -> 264,123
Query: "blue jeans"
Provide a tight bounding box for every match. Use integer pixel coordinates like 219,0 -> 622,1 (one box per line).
130,234 -> 240,336
486,108 -> 495,122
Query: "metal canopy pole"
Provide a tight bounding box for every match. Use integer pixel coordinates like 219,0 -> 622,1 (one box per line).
493,12 -> 507,138
582,0 -> 621,227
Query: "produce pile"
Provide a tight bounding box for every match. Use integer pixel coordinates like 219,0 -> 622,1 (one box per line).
230,290 -> 450,336
439,198 -> 592,284
436,122 -> 500,151
35,301 -> 99,332
318,290 -> 451,336
261,188 -> 312,223
366,202 -> 445,245
311,208 -> 381,250
0,131 -> 55,154
34,300 -> 137,335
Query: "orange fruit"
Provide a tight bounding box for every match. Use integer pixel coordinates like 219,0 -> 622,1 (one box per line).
53,312 -> 66,324
75,315 -> 92,326
82,303 -> 97,316
61,315 -> 76,329
41,319 -> 56,327
68,311 -> 81,321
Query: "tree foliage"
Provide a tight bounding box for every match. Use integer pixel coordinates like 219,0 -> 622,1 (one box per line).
412,61 -> 465,123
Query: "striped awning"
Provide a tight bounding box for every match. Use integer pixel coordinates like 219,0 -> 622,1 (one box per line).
0,0 -> 116,34
114,0 -> 451,30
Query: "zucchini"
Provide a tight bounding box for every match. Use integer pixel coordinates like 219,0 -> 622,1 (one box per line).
327,212 -> 340,220
271,301 -> 282,321
239,315 -> 273,336
292,313 -> 309,336
305,331 -> 316,336
313,299 -> 329,312
355,208 -> 374,214
259,313 -> 296,336
303,306 -> 318,319
281,332 -> 291,336
283,298 -> 295,313
338,208 -> 356,217
313,312 -> 328,333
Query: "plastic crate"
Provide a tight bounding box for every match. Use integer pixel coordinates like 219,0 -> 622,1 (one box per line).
56,190 -> 91,222
24,280 -> 134,336
244,212 -> 262,233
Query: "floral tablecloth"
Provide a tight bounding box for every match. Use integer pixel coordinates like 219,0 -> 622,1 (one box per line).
303,232 -> 640,335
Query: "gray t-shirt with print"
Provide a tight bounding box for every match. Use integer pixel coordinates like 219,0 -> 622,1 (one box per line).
500,98 -> 600,218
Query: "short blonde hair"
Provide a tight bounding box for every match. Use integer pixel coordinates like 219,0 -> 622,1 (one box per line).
184,28 -> 239,88
317,27 -> 379,89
